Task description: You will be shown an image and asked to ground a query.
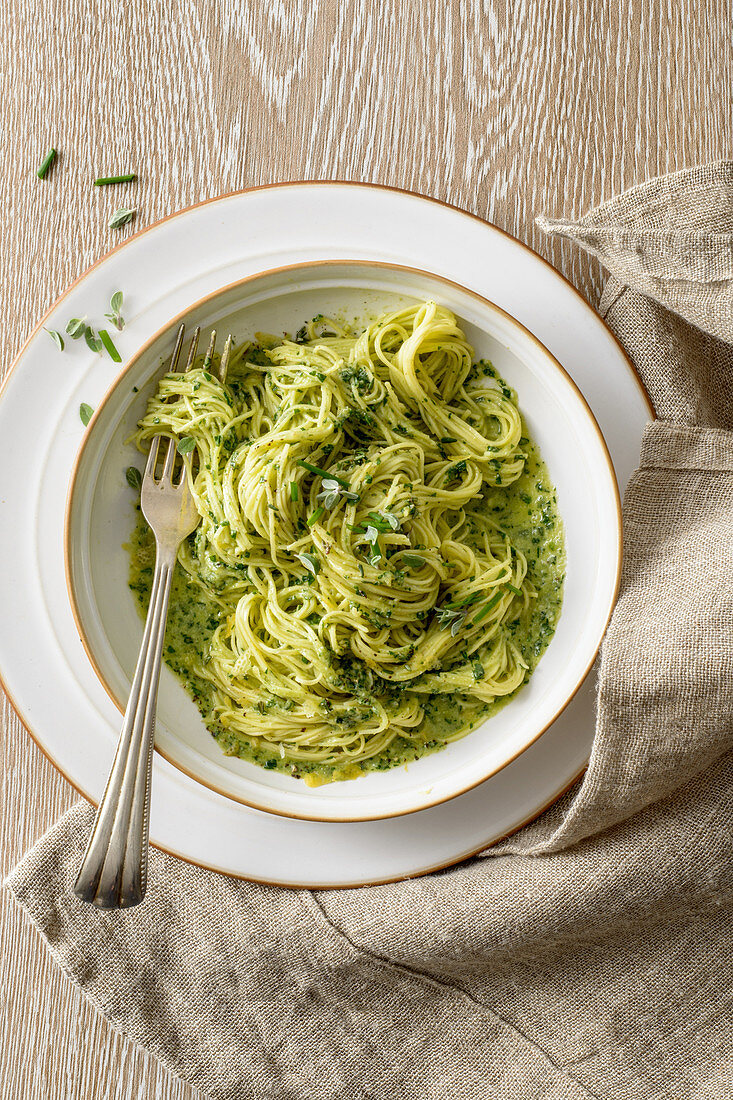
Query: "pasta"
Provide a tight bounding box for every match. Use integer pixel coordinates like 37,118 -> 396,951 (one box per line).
130,301 -> 564,783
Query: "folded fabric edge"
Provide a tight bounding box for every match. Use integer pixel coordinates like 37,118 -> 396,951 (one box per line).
4,822 -> 602,1100
538,161 -> 733,230
2,879 -> 211,1100
535,217 -> 733,286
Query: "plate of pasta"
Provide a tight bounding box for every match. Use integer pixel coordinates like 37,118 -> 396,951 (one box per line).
65,260 -> 619,821
0,183 -> 650,881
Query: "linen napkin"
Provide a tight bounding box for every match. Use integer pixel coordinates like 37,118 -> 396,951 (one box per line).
7,163 -> 733,1100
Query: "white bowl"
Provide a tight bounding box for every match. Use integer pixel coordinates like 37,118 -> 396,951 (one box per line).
65,260 -> 620,822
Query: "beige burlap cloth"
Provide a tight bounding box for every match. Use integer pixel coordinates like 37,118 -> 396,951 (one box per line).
7,164 -> 733,1099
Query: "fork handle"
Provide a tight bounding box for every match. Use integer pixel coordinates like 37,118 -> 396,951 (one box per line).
73,542 -> 177,908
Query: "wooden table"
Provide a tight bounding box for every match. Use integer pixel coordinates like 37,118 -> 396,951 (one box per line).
1,2 -> 730,1095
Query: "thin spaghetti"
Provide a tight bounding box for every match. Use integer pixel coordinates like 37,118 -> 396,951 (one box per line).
132,301 -> 560,779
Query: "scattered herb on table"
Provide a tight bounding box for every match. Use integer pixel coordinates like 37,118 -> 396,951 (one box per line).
94,173 -> 137,186
36,148 -> 57,179
79,403 -> 94,426
109,207 -> 135,229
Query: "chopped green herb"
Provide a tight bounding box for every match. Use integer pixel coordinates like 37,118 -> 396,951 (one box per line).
84,327 -> 102,354
109,207 -> 135,229
177,436 -> 196,454
98,328 -> 122,362
105,291 -> 125,330
294,551 -> 320,576
36,148 -> 57,179
472,590 -> 504,624
401,553 -> 425,568
79,403 -> 94,426
66,317 -> 87,339
126,466 -> 142,490
94,173 -> 137,186
45,329 -> 64,351
290,481 -> 298,501
307,506 -> 324,526
296,458 -> 350,489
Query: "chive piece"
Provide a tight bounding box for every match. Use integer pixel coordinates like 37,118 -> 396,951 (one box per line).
36,148 -> 57,179
94,173 -> 137,186
472,590 -> 504,624
307,506 -> 324,526
290,481 -> 298,501
126,466 -> 142,490
79,403 -> 94,426
84,327 -> 102,353
99,328 -> 122,362
109,207 -> 135,229
296,458 -> 350,489
177,436 -> 196,454
66,317 -> 86,339
45,329 -> 64,351
446,592 -> 482,610
506,583 -> 522,596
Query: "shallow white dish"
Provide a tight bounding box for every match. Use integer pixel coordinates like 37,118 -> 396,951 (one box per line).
0,183 -> 651,884
67,260 -> 620,822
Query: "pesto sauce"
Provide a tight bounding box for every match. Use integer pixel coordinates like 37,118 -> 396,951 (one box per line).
127,378 -> 565,786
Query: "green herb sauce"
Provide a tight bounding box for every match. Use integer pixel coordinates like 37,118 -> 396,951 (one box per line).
128,432 -> 564,785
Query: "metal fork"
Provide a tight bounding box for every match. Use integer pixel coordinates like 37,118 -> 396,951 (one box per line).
74,323 -> 231,909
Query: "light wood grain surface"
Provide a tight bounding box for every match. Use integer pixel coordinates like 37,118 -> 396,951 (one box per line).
1,1 -> 731,1096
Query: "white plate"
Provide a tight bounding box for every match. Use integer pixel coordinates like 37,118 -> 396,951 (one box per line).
67,261 -> 620,822
0,184 -> 651,885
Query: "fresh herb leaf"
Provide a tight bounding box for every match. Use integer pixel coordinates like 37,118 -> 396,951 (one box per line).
294,551 -> 320,576
401,553 -> 425,568
66,317 -> 87,339
94,173 -> 137,186
472,660 -> 484,681
109,207 -> 135,229
98,328 -> 122,362
125,466 -> 142,490
84,327 -> 102,353
79,403 -> 94,426
105,290 -> 125,330
177,436 -> 196,454
36,148 -> 57,179
45,328 -> 64,351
